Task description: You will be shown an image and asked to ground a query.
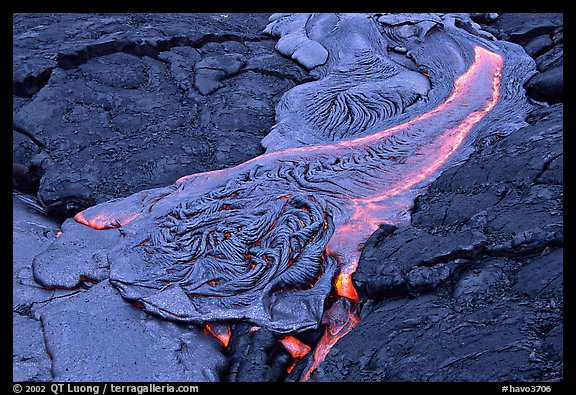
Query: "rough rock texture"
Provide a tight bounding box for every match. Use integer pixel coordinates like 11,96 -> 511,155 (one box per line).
474,13 -> 563,104
13,13 -> 563,383
30,13 -> 536,340
14,194 -> 228,382
13,196 -> 71,382
13,314 -> 52,382
309,103 -> 563,382
226,324 -> 292,382
13,13 -> 310,218
38,281 -> 227,381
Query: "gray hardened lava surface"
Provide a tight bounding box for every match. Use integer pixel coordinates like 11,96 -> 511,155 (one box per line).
13,13 -> 309,218
310,103 -> 563,382
304,13 -> 563,381
13,13 -> 562,382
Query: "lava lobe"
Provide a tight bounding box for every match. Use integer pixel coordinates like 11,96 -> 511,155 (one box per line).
32,13 -> 536,381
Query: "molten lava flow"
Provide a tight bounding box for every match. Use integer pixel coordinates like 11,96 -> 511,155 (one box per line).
204,323 -> 232,348
280,335 -> 312,359
74,211 -> 140,230
67,45 -> 504,381
280,335 -> 312,375
300,298 -> 360,382
298,46 -> 503,381
334,270 -> 358,301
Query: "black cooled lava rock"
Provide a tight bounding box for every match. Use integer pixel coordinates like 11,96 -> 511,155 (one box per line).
39,281 -> 227,381
313,104 -> 563,382
13,13 -> 563,383
13,13 -> 309,218
13,196 -> 61,382
525,66 -> 563,104
476,13 -> 563,104
13,193 -> 228,382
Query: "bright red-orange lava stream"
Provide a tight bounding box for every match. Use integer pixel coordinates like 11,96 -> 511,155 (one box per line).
280,335 -> 313,375
74,211 -> 140,230
298,46 -> 503,381
70,45 -> 503,382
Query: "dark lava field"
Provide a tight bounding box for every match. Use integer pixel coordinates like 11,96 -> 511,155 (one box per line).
13,13 -> 563,383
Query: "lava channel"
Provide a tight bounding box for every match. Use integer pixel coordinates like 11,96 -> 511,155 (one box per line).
298,45 -> 503,381
65,45 -> 503,381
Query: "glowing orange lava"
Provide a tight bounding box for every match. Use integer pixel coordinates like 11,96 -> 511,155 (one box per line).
286,361 -> 297,374
280,335 -> 312,359
74,211 -> 140,230
72,45 -> 504,382
300,298 -> 360,382
334,270 -> 359,301
299,46 -> 503,381
204,323 -> 232,348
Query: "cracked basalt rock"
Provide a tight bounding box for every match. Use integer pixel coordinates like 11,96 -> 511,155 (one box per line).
13,13 -> 310,218
13,196 -> 70,381
14,194 -> 228,382
311,293 -> 561,381
311,104 -> 563,382
38,281 -> 227,381
226,323 -> 292,382
473,13 -> 563,104
14,13 -> 562,383
13,13 -> 280,95
193,53 -> 246,95
489,13 -> 563,45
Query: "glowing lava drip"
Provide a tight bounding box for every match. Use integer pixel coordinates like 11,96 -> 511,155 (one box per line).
280,335 -> 312,374
299,46 -> 503,381
64,46 -> 503,380
204,323 -> 232,348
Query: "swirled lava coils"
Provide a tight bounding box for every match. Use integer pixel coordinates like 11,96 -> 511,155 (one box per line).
32,13 -> 536,381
